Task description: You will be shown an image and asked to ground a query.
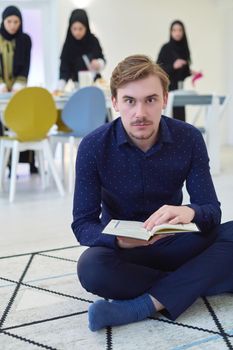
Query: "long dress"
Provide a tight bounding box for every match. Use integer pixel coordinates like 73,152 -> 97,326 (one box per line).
157,39 -> 191,122
0,24 -> 34,169
59,9 -> 105,83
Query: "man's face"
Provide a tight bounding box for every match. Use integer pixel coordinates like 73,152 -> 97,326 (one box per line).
112,74 -> 167,150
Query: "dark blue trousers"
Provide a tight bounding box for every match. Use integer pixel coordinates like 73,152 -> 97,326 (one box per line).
78,221 -> 233,320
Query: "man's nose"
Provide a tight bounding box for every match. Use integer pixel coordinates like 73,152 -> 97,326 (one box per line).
135,103 -> 146,116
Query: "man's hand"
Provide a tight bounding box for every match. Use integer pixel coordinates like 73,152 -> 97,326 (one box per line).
117,205 -> 195,249
144,205 -> 195,231
117,234 -> 169,249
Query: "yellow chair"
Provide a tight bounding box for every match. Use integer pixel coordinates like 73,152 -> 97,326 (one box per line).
0,87 -> 65,202
56,109 -> 72,133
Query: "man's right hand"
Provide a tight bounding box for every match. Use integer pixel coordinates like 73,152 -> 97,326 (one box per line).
117,234 -> 168,249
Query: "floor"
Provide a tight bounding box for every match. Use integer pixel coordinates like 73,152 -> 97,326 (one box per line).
0,145 -> 233,349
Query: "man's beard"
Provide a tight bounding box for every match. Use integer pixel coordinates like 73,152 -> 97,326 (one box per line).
129,130 -> 155,140
129,117 -> 154,140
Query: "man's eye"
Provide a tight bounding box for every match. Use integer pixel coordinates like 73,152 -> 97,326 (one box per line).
147,98 -> 156,103
125,99 -> 134,104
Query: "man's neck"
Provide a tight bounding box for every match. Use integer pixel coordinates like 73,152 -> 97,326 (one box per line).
129,135 -> 158,153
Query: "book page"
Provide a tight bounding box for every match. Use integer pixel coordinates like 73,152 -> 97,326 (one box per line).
153,222 -> 199,234
102,220 -> 199,240
102,220 -> 151,240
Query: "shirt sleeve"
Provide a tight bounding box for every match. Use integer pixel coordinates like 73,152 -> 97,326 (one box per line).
15,34 -> 31,79
86,36 -> 106,63
185,130 -> 221,232
71,138 -> 116,248
59,59 -> 72,81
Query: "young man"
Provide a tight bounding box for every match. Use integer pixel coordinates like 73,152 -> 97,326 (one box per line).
71,55 -> 233,331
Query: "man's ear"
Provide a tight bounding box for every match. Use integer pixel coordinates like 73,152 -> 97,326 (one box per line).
112,96 -> 119,112
163,92 -> 168,109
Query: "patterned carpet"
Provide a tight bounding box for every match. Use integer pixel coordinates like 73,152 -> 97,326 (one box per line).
0,246 -> 233,350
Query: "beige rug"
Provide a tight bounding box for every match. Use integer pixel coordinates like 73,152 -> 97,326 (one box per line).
0,246 -> 233,350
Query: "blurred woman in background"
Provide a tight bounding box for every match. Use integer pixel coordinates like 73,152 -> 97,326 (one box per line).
157,20 -> 193,122
57,9 -> 106,91
0,5 -> 31,94
0,6 -> 36,173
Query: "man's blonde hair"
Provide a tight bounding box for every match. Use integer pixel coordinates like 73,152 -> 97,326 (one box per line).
110,54 -> 170,98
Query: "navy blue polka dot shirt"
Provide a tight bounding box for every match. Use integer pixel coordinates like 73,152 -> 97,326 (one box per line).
72,116 -> 221,248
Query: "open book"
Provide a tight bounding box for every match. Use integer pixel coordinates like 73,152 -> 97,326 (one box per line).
102,220 -> 199,241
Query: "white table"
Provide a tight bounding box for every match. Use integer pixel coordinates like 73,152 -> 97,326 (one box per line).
164,91 -> 228,176
2,91 -> 227,175
0,91 -> 113,121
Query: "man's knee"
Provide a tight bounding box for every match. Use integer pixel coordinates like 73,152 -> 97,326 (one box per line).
215,221 -> 233,242
77,246 -> 116,295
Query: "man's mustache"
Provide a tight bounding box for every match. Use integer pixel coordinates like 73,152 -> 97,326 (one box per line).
131,118 -> 152,126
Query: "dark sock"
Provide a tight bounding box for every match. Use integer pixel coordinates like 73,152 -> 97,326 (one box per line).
88,294 -> 156,332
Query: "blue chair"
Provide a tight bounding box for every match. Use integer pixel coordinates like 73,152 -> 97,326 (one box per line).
62,86 -> 106,136
50,86 -> 107,191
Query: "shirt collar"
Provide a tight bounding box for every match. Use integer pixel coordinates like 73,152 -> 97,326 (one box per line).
158,116 -> 173,144
115,118 -> 130,146
115,116 -> 173,147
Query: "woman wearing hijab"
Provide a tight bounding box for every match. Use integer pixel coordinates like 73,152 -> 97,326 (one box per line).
57,9 -> 105,91
157,20 -> 193,122
0,5 -> 31,93
0,6 -> 36,173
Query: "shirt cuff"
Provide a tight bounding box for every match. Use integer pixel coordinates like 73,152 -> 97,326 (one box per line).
0,82 -> 7,92
99,234 -> 118,248
57,79 -> 66,91
97,59 -> 105,71
12,81 -> 26,91
187,204 -> 202,224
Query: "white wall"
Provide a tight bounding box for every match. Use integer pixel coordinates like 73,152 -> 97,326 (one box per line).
0,0 -> 228,94
1,0 -> 233,143
0,0 -> 59,88
57,0 -> 233,143
57,0 -> 226,94
222,1 -> 233,144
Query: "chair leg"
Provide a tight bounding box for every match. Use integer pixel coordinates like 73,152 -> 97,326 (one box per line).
42,139 -> 65,196
0,140 -> 5,191
0,145 -> 12,191
46,139 -> 54,187
4,148 -> 11,172
61,142 -> 65,181
37,149 -> 46,189
68,136 -> 75,193
9,141 -> 19,202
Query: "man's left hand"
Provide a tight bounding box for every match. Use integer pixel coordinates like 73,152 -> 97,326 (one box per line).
144,205 -> 195,231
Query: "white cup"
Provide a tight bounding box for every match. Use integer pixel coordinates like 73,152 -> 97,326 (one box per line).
78,71 -> 93,88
